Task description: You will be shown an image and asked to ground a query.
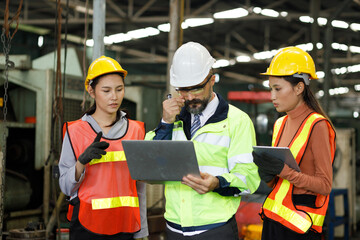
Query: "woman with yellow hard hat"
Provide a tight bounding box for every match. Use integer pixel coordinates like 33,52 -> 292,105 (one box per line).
59,56 -> 148,239
253,47 -> 336,240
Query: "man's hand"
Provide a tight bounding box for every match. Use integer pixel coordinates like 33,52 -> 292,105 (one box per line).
78,132 -> 109,165
162,96 -> 185,124
181,172 -> 219,194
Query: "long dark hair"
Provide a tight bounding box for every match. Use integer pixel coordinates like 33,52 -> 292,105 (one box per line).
83,72 -> 129,126
284,75 -> 334,127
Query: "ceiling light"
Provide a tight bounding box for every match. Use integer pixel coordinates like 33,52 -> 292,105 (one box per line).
280,12 -> 288,17
316,71 -> 325,79
158,23 -> 170,32
260,9 -> 279,17
213,59 -> 230,68
181,22 -> 189,29
317,17 -> 327,26
236,55 -> 251,62
332,43 -> 348,51
253,7 -> 262,14
38,36 -> 44,47
86,39 -> 94,47
262,80 -> 269,88
316,43 -> 323,49
127,27 -> 160,39
329,87 -> 349,96
253,50 -> 278,60
213,8 -> 248,19
299,16 -> 313,23
350,23 -> 360,31
316,90 -> 324,98
354,84 -> 360,91
184,18 -> 214,27
331,20 -> 349,29
354,111 -> 359,118
347,64 -> 360,73
350,46 -> 360,53
296,43 -> 313,51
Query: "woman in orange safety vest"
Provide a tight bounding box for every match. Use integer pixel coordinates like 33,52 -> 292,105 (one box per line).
253,47 -> 336,240
59,56 -> 148,240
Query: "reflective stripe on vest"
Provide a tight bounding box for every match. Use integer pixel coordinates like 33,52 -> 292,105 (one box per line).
263,112 -> 335,234
92,196 -> 139,210
89,151 -> 126,165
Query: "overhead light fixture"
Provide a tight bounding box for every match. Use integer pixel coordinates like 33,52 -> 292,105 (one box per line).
353,111 -> 359,118
331,20 -> 349,29
127,27 -> 160,39
38,36 -> 44,47
86,39 -> 94,47
213,8 -> 248,19
253,50 -> 278,60
299,16 -> 314,23
236,55 -> 251,62
184,18 -> 214,27
350,46 -> 360,53
316,71 -> 325,79
296,43 -> 313,51
317,17 -> 328,26
262,80 -> 269,88
354,84 -> 360,91
350,23 -> 360,31
260,9 -> 279,17
213,59 -> 230,68
329,87 -> 349,96
107,33 -> 131,44
157,23 -> 170,32
332,43 -> 348,51
280,11 -> 288,17
252,7 -> 262,14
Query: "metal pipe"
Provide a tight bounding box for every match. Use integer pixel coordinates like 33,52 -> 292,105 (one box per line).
92,0 -> 106,61
167,0 -> 180,94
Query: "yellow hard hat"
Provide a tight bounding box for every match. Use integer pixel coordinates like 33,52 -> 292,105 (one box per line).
261,47 -> 318,79
85,56 -> 128,91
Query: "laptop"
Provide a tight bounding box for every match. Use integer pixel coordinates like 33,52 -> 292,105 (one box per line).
253,146 -> 301,172
122,140 -> 200,181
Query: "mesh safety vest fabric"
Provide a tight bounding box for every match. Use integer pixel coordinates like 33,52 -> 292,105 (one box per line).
64,119 -> 145,235
261,112 -> 335,234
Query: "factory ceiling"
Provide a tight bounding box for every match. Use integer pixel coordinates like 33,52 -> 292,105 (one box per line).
1,0 -> 360,111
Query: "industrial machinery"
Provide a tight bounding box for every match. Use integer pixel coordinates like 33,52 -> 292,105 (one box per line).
0,49 -> 166,235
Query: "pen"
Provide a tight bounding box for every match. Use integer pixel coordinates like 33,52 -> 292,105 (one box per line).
167,94 -> 172,99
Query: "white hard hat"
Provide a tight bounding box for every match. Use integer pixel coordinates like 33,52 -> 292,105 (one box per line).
170,42 -> 215,88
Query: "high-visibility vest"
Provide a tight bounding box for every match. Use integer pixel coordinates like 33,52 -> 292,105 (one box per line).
261,112 -> 335,234
64,119 -> 145,235
145,105 -> 260,227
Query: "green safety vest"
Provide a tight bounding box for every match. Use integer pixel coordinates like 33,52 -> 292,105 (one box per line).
146,105 -> 260,227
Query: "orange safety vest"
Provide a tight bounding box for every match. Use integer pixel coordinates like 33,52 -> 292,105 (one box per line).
63,119 -> 145,235
261,112 -> 336,234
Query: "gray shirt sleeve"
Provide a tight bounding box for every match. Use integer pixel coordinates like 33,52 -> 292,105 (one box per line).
134,181 -> 149,238
58,131 -> 85,199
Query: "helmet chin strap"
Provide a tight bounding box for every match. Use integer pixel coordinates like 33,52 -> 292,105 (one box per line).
293,73 -> 310,85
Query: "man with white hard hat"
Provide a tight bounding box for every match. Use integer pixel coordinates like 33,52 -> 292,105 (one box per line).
146,42 -> 260,239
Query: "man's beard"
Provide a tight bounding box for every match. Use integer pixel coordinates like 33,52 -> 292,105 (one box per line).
185,93 -> 211,114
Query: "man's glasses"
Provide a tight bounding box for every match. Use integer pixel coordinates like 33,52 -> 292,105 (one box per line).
175,75 -> 212,95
